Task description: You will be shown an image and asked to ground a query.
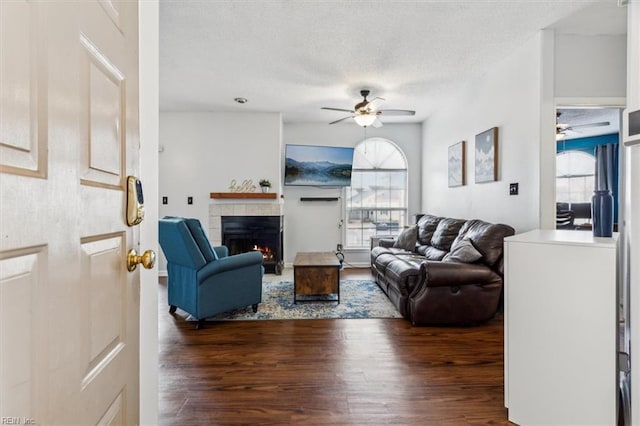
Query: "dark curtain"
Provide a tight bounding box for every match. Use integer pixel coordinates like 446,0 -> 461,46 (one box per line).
595,144 -> 617,192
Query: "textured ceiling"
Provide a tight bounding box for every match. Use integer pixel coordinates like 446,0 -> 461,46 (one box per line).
557,108 -> 621,140
159,0 -> 627,125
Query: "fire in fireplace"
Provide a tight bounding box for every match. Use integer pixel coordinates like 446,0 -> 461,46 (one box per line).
221,215 -> 283,275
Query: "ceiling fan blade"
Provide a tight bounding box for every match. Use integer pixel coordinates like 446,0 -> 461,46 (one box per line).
328,116 -> 353,125
365,97 -> 385,111
378,109 -> 416,116
371,117 -> 383,128
321,107 -> 355,113
565,121 -> 610,131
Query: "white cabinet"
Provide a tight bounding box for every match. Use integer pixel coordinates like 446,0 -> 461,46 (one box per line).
504,229 -> 618,425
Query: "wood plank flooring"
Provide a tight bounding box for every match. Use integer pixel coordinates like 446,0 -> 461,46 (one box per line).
159,269 -> 510,425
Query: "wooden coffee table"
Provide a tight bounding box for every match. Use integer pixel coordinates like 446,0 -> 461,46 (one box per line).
293,251 -> 341,303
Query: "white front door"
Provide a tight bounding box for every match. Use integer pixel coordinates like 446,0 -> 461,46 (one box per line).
0,1 -> 142,424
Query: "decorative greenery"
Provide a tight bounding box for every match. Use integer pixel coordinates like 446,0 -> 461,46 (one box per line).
259,179 -> 271,187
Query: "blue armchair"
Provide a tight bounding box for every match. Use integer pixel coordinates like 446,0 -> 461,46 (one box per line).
158,217 -> 263,327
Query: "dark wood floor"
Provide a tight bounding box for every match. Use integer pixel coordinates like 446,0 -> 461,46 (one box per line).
158,269 -> 510,425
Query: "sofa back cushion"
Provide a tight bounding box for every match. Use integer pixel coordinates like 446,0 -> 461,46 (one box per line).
430,218 -> 466,251
417,215 -> 442,245
452,219 -> 515,267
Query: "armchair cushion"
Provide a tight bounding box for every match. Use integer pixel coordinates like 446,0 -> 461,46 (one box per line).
393,225 -> 418,251
159,218 -> 207,269
184,218 -> 218,261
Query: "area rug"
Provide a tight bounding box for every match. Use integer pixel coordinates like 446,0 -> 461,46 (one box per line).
203,280 -> 402,321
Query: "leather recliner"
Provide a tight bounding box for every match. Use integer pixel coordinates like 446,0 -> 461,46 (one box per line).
371,215 -> 515,326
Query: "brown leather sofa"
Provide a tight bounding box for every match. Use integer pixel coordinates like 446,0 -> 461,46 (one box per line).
370,215 -> 515,326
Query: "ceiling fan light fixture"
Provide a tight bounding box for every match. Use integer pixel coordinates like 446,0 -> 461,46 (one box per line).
354,114 -> 377,127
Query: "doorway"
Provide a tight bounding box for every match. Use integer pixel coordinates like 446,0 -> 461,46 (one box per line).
554,107 -> 623,231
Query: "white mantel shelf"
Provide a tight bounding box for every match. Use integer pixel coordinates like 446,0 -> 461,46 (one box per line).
210,192 -> 277,199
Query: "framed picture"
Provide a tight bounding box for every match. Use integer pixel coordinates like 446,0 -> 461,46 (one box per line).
448,141 -> 466,187
475,127 -> 498,183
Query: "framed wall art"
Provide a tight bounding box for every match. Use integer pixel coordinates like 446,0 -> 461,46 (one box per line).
448,141 -> 466,187
475,127 -> 498,183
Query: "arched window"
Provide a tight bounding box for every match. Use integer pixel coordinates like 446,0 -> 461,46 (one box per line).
345,138 -> 408,248
556,151 -> 595,203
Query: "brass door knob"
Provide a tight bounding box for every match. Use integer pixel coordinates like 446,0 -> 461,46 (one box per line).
127,248 -> 156,272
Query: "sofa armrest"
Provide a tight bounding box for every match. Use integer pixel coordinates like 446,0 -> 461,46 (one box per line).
419,261 -> 500,288
378,238 -> 396,248
197,250 -> 263,282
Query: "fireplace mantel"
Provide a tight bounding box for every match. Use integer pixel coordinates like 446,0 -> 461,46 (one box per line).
210,192 -> 277,199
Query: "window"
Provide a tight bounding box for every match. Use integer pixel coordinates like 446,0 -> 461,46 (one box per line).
556,151 -> 595,203
345,138 -> 408,248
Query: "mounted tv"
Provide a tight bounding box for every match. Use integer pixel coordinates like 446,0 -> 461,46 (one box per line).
284,144 -> 354,187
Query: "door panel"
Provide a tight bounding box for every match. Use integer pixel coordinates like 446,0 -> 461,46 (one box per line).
0,1 -> 140,424
0,0 -> 47,178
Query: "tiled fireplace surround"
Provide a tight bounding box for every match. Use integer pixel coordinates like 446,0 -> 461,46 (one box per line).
208,202 -> 284,247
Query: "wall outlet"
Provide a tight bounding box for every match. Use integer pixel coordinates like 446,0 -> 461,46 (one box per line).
509,183 -> 519,196
187,196 -> 193,205
336,243 -> 343,252
162,196 -> 168,205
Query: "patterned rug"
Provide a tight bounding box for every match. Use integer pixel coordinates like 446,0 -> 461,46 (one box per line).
205,279 -> 402,321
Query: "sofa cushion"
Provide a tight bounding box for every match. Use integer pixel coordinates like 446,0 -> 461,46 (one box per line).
393,225 -> 418,251
383,254 -> 425,296
430,218 -> 466,251
417,245 -> 448,261
442,238 -> 483,263
453,219 -> 515,267
417,215 -> 442,245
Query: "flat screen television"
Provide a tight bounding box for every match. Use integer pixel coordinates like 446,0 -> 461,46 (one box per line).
284,144 -> 354,187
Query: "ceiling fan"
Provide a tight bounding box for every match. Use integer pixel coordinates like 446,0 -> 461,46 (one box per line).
322,90 -> 415,127
556,111 -> 610,140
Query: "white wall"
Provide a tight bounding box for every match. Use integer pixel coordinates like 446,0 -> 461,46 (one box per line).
555,34 -> 627,99
158,111 -> 282,271
158,113 -> 420,269
283,122 -> 422,266
421,33 -> 544,232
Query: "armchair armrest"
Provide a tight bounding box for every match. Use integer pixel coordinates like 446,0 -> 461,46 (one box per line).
212,245 -> 229,258
197,250 -> 263,282
419,261 -> 500,288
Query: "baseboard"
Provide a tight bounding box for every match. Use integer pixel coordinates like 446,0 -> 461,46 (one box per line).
159,270 -> 167,277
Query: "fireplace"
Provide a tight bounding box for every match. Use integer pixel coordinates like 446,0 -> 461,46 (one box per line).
221,215 -> 284,275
